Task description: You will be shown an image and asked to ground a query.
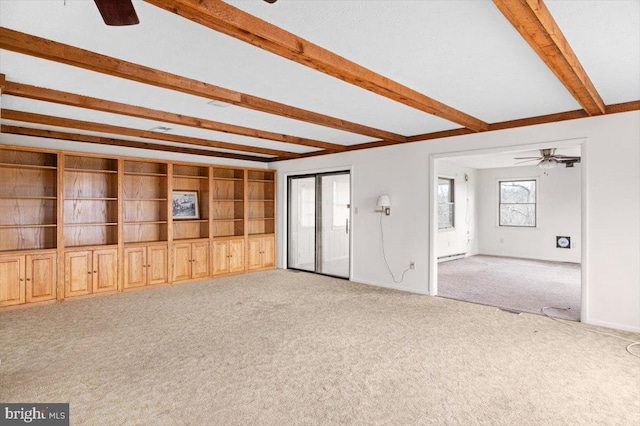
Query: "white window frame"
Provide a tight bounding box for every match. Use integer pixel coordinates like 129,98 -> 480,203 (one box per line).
437,177 -> 455,230
498,178 -> 538,228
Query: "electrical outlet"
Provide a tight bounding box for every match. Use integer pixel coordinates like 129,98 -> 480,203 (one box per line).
409,261 -> 415,270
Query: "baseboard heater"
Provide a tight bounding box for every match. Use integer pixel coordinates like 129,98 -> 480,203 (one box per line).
438,253 -> 467,262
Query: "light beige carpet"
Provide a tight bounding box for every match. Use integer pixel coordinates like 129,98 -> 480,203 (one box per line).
439,255 -> 581,321
1,270 -> 638,425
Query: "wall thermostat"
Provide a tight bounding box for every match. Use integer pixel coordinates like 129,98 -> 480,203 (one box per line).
556,236 -> 571,249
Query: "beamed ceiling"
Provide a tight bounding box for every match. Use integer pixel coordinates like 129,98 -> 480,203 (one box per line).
0,0 -> 639,163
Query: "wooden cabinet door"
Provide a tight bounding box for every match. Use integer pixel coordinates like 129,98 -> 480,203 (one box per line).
212,240 -> 229,275
147,245 -> 168,285
229,239 -> 245,273
247,238 -> 263,270
93,249 -> 118,293
124,247 -> 146,289
26,253 -> 56,303
65,251 -> 92,297
0,255 -> 25,307
172,243 -> 191,282
262,236 -> 275,268
192,242 -> 210,279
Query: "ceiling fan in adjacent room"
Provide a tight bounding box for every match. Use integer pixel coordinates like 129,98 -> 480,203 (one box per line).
514,148 -> 581,169
93,0 -> 277,26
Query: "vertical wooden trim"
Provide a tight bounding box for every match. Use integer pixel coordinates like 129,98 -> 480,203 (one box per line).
208,166 -> 213,242
243,169 -> 249,272
56,153 -> 65,301
167,163 -> 174,283
272,170 -> 277,268
117,158 -> 124,292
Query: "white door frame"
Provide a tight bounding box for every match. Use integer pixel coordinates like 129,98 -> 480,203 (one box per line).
282,165 -> 354,280
428,137 -> 588,322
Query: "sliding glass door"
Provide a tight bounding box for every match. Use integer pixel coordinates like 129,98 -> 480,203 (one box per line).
288,172 -> 350,279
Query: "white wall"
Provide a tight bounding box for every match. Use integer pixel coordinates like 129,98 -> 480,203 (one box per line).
477,164 -> 581,263
436,160 -> 478,259
271,111 -> 640,333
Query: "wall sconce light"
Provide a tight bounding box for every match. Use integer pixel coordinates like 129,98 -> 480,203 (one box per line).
376,194 -> 391,216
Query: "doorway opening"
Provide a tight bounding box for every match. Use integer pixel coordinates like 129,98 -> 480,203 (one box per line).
430,141 -> 584,321
287,171 -> 351,279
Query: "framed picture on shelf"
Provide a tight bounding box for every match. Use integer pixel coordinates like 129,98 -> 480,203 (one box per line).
172,191 -> 199,219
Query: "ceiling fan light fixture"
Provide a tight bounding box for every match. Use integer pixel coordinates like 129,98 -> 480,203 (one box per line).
538,158 -> 558,169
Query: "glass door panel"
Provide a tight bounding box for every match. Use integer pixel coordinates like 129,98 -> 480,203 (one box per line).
319,174 -> 350,278
288,177 -> 316,272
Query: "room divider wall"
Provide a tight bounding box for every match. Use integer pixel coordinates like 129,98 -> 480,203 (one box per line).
0,144 -> 275,309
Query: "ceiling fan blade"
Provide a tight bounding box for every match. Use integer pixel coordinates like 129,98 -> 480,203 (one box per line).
513,156 -> 542,160
94,0 -> 139,26
557,157 -> 581,163
514,159 -> 538,165
552,154 -> 581,159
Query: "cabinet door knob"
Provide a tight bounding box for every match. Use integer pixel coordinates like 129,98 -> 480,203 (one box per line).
88,272 -> 92,275
26,278 -> 31,281
147,264 -> 151,267
143,265 -> 147,268
94,270 -> 97,273
19,278 -> 24,282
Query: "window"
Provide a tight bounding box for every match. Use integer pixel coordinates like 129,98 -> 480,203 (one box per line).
332,180 -> 350,228
299,181 -> 315,228
499,179 -> 536,227
438,178 -> 454,229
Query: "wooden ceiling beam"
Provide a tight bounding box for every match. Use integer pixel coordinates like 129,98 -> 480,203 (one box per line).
279,100 -> 639,161
144,0 -> 489,133
1,125 -> 270,162
1,109 -> 297,159
0,27 -> 405,143
2,80 -> 342,152
493,0 -> 606,116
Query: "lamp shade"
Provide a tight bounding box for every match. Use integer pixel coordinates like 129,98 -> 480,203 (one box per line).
377,194 -> 391,208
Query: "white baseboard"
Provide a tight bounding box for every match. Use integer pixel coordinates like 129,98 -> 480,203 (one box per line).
584,318 -> 640,334
351,278 -> 430,295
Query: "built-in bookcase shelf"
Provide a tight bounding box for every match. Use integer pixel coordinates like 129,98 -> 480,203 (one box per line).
63,155 -> 118,247
212,168 -> 245,238
247,170 -> 275,236
123,160 -> 168,244
172,165 -> 209,240
0,148 -> 58,252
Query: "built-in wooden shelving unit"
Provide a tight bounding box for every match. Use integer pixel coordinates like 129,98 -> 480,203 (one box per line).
247,170 -> 276,236
64,155 -> 118,248
123,160 -> 168,244
0,144 -> 276,309
172,164 -> 210,241
212,167 -> 245,238
0,148 -> 58,252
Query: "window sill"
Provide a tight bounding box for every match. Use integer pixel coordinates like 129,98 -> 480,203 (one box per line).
438,227 -> 456,233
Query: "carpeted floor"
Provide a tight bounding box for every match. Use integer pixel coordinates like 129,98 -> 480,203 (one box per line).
438,255 -> 581,321
1,270 -> 638,425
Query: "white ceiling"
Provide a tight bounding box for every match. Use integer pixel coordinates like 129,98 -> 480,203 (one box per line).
0,0 -> 638,160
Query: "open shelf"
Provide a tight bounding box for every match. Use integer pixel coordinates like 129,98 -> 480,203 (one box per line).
212,168 -> 244,237
124,160 -> 168,176
0,149 -> 59,253
247,170 -> 275,236
0,148 -> 57,168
